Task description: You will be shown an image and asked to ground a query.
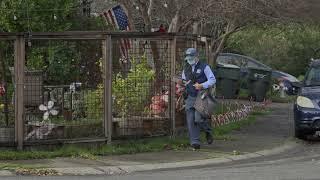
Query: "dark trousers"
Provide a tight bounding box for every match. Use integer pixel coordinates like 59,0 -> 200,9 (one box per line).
185,96 -> 212,145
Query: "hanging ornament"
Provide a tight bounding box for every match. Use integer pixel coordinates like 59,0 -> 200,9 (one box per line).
28,41 -> 32,47
53,14 -> 57,20
13,15 -> 17,21
135,6 -> 140,10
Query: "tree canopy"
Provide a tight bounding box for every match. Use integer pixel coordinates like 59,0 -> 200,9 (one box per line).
0,0 -> 106,32
226,24 -> 320,76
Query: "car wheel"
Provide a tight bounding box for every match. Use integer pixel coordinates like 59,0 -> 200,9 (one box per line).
294,126 -> 307,140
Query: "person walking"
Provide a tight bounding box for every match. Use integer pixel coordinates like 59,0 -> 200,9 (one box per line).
181,48 -> 216,150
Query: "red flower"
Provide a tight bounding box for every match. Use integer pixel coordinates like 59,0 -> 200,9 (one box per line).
0,85 -> 5,96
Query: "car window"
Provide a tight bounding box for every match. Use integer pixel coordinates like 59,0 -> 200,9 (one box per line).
305,67 -> 320,86
247,61 -> 263,69
217,54 -> 271,70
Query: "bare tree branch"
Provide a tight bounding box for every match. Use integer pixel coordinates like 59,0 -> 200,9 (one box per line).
147,0 -> 154,17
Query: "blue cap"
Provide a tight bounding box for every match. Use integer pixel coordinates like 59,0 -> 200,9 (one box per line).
185,48 -> 198,56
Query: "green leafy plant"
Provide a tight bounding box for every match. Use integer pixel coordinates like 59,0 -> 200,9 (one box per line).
112,55 -> 155,117
84,85 -> 103,120
84,55 -> 155,120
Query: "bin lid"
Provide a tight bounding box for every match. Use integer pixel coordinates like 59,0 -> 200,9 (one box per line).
217,63 -> 240,69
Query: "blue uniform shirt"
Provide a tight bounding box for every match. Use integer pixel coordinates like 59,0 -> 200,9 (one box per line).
182,62 -> 216,89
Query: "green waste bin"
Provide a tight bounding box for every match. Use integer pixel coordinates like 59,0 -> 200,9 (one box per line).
216,63 -> 241,99
247,67 -> 272,102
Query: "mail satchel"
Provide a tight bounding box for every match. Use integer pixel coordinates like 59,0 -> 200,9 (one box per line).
194,88 -> 219,119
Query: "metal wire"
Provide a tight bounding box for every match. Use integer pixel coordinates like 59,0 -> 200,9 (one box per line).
0,33 -> 210,145
23,39 -> 104,142
0,40 -> 15,144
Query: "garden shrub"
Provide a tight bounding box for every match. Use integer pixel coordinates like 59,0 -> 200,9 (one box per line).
84,85 -> 103,120
112,56 -> 155,117
84,55 -> 155,120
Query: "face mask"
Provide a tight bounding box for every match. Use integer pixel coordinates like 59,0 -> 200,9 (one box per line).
185,56 -> 196,65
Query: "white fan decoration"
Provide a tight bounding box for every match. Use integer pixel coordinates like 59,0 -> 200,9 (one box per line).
39,101 -> 59,122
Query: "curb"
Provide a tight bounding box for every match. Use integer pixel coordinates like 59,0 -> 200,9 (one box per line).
0,141 -> 298,176
43,140 -> 298,176
0,170 -> 13,176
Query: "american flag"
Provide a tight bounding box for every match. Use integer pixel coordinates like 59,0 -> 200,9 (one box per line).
102,5 -> 131,59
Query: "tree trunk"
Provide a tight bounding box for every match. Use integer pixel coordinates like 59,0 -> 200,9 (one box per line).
211,22 -> 238,67
192,22 -> 199,34
137,0 -> 152,32
212,33 -> 229,66
168,12 -> 179,33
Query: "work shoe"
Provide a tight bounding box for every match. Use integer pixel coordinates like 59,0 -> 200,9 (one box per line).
206,133 -> 213,145
191,144 -> 200,150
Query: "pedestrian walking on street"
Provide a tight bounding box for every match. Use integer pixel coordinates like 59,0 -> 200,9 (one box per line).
181,48 -> 216,150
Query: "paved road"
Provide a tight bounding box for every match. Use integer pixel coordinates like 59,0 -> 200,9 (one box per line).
4,140 -> 320,180
4,103 -> 320,179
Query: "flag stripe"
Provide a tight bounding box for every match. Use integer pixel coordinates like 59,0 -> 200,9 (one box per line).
119,39 -> 127,57
107,9 -> 126,57
107,10 -> 117,28
103,12 -> 113,27
101,5 -> 131,58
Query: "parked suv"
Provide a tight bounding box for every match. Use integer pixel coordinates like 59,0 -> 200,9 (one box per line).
294,60 -> 320,139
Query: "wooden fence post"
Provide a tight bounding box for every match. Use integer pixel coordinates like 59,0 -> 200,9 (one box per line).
14,35 -> 25,150
103,35 -> 113,144
170,36 -> 177,137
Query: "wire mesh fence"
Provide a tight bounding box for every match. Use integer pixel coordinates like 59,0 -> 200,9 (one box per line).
0,40 -> 15,145
0,32 -> 213,148
22,39 -> 105,142
111,37 -> 172,138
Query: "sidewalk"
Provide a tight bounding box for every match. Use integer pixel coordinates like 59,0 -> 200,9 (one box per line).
0,103 -> 297,176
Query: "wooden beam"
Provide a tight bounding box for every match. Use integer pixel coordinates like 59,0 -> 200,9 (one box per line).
0,32 -> 211,40
14,36 -> 25,150
103,35 -> 113,144
102,38 -> 107,142
170,37 -> 177,137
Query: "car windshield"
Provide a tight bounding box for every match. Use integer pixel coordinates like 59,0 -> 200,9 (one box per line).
305,67 -> 320,86
217,54 -> 272,70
